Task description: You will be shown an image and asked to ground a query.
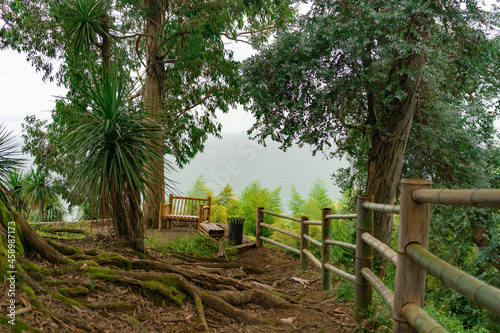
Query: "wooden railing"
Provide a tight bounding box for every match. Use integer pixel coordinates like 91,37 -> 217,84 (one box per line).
255,179 -> 500,332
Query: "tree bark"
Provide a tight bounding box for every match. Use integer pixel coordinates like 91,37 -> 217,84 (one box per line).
0,189 -> 68,265
365,14 -> 429,271
142,0 -> 165,229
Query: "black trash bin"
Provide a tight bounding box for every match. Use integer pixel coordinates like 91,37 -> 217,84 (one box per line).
227,217 -> 246,245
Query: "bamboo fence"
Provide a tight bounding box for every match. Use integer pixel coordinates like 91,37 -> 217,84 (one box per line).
255,178 -> 500,332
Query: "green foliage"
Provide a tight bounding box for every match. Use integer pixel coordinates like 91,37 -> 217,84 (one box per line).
57,0 -> 111,59
215,184 -> 238,216
23,168 -> 57,222
62,66 -> 168,244
186,175 -> 228,224
186,175 -> 214,198
5,170 -> 29,218
271,180 -> 355,264
0,124 -> 23,185
238,180 -> 282,236
146,233 -> 237,259
28,195 -> 67,222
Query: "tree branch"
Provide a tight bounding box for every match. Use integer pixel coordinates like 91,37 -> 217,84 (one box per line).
0,5 -> 18,19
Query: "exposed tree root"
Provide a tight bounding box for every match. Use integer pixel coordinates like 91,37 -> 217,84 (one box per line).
35,227 -> 88,235
2,202 -> 319,332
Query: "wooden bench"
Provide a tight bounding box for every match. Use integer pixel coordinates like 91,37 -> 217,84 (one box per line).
159,194 -> 211,231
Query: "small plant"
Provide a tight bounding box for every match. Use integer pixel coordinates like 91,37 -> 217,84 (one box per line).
146,234 -> 238,259
83,279 -> 96,290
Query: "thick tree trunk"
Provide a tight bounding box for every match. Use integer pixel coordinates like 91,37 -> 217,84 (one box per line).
366,80 -> 420,247
142,0 -> 165,229
0,189 -> 67,265
365,14 -> 430,261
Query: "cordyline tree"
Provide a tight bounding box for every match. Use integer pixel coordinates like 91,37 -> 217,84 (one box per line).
242,0 -> 500,261
0,0 -> 297,229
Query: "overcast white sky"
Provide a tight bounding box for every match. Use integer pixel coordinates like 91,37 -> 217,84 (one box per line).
0,40 -> 257,137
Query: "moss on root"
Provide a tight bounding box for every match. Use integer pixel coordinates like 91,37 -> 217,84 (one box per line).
86,267 -> 119,280
46,239 -> 83,255
50,292 -> 85,308
20,261 -> 50,280
20,285 -> 47,314
84,301 -> 137,312
70,260 -> 99,271
57,286 -> 90,297
98,255 -> 131,269
0,315 -> 38,332
143,281 -> 185,306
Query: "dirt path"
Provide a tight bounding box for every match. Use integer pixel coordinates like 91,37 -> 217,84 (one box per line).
2,227 -> 357,332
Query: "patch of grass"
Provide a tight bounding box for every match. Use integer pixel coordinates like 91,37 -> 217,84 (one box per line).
146,234 -> 238,259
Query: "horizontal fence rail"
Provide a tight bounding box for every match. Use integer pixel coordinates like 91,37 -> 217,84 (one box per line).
324,239 -> 357,252
302,248 -> 322,268
261,209 -> 301,222
325,263 -> 356,282
361,232 -> 398,266
260,223 -> 300,239
303,220 -> 322,225
255,180 -> 500,332
403,303 -> 447,333
259,236 -> 300,255
361,267 -> 394,313
362,202 -> 400,214
303,234 -> 322,247
413,188 -> 500,208
324,214 -> 358,220
407,243 -> 500,317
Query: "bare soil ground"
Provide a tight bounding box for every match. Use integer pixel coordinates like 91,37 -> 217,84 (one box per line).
1,225 -> 357,332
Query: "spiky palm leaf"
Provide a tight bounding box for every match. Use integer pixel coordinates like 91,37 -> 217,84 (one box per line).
6,170 -> 29,218
23,168 -> 57,222
58,0 -> 110,56
0,124 -> 23,185
29,196 -> 68,222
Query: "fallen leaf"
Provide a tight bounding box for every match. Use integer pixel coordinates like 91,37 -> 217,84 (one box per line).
281,317 -> 295,324
291,277 -> 311,285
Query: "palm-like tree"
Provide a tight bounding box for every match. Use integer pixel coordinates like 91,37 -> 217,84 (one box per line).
23,169 -> 57,222
64,67 -> 167,252
6,170 -> 29,218
58,0 -> 112,71
0,124 -> 23,185
29,196 -> 68,222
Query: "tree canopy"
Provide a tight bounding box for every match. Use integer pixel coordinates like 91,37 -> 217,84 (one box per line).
242,0 -> 500,248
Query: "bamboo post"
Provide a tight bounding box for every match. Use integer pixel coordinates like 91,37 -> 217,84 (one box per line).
256,207 -> 264,248
322,208 -> 333,291
393,179 -> 432,333
300,216 -> 309,271
355,194 -> 374,322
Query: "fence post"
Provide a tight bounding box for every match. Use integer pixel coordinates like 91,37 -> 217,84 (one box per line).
394,179 -> 432,332
256,207 -> 264,248
355,194 -> 374,322
300,216 -> 309,271
322,208 -> 333,291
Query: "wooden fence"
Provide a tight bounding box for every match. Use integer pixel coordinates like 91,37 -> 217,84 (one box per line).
255,179 -> 500,332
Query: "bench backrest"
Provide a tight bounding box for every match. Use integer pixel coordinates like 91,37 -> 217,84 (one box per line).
163,194 -> 211,222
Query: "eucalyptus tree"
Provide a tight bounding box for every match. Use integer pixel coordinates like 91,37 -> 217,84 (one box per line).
242,0 -> 500,251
